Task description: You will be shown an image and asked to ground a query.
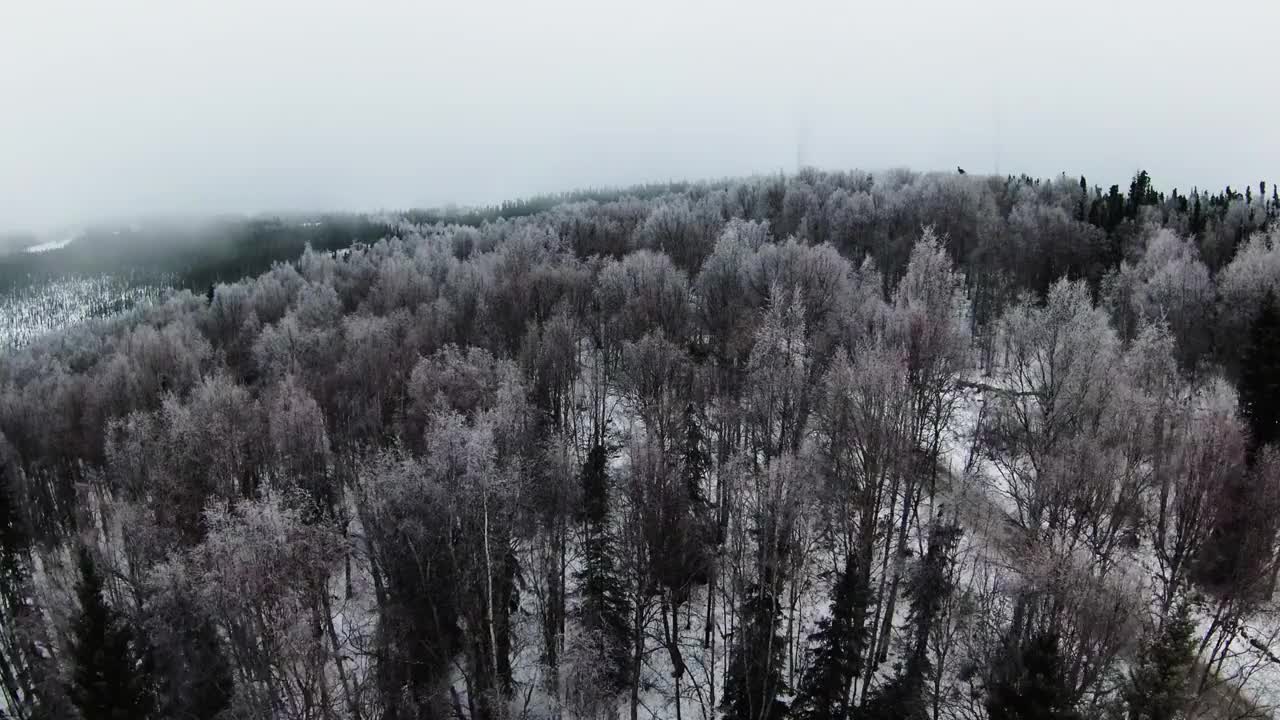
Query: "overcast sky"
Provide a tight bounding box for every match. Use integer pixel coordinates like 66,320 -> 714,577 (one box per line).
2,0 -> 1276,233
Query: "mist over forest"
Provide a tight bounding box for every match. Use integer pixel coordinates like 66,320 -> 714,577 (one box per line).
3,167 -> 1280,720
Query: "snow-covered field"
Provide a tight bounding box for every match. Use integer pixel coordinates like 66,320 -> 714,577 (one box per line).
24,234 -> 78,253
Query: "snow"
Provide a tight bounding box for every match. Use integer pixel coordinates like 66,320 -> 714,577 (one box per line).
0,274 -> 166,352
24,234 -> 77,253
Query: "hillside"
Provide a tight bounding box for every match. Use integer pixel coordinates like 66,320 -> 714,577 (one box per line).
2,168 -> 1279,720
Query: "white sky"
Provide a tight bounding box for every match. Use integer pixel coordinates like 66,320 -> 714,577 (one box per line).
2,0 -> 1276,232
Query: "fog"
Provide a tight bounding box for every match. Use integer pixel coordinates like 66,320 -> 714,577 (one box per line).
2,0 -> 1276,232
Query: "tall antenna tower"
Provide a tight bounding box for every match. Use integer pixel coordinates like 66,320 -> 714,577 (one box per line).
795,106 -> 809,173
992,87 -> 1001,176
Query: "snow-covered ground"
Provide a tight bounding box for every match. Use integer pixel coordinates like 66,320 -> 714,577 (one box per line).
0,275 -> 167,352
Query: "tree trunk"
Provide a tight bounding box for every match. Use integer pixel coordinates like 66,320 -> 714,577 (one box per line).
704,567 -> 715,649
876,474 -> 921,663
482,491 -> 502,696
320,585 -> 360,720
0,648 -> 27,720
663,594 -> 684,720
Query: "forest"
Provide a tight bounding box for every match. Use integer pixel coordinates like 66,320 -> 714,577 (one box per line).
3,167 -> 1280,720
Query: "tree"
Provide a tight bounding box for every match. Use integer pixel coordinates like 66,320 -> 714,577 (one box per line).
526,434 -> 579,696
723,574 -> 790,720
681,403 -> 710,507
577,444 -> 632,693
871,231 -> 971,666
1125,601 -> 1196,720
357,449 -> 462,718
858,520 -> 963,720
0,436 -> 43,720
67,547 -> 154,720
1239,290 -> 1280,455
792,552 -> 868,720
1193,444 -> 1280,606
188,493 -> 343,719
1149,379 -> 1245,618
142,590 -> 233,720
986,631 -> 1081,720
723,458 -> 802,720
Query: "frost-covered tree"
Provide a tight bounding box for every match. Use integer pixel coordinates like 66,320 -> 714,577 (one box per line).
1104,229 -> 1215,372
1148,377 -> 1244,617
10,166 -> 1280,720
982,279 -> 1145,706
141,571 -> 233,720
746,287 -> 811,460
1216,228 -> 1280,377
723,456 -> 808,720
872,230 -> 971,663
187,493 -> 343,719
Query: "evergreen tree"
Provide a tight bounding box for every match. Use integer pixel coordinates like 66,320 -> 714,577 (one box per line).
680,403 -> 709,508
1190,195 -> 1205,236
1105,184 -> 1125,234
576,444 -> 632,692
67,547 -> 154,720
147,600 -> 233,720
858,520 -> 963,720
580,443 -> 612,528
1239,290 -> 1280,457
1125,601 -> 1196,720
179,619 -> 233,720
724,514 -> 791,720
986,630 -> 1081,720
792,552 -> 869,720
1128,171 -> 1155,219
723,577 -> 790,720
902,522 -> 962,677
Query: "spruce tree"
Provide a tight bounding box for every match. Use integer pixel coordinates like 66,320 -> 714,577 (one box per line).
148,603 -> 233,720
180,619 -> 233,720
793,552 -> 869,720
1125,601 -> 1196,720
858,521 -> 962,720
67,547 -> 153,720
723,578 -> 789,720
1239,290 -> 1280,457
904,522 -> 962,675
576,444 -> 631,692
680,403 -> 709,508
986,630 -> 1081,720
